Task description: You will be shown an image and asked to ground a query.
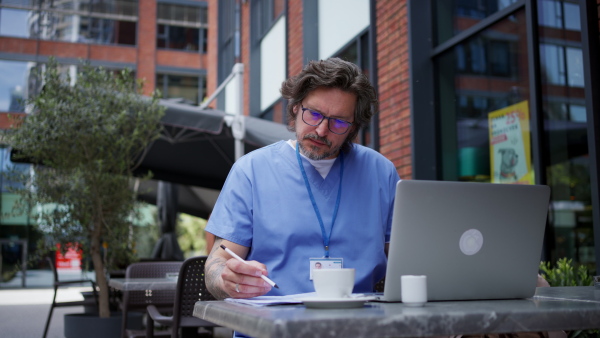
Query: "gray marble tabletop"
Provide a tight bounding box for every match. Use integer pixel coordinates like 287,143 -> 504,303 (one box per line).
193,286 -> 600,337
108,277 -> 178,291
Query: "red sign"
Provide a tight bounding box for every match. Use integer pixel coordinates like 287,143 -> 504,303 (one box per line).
55,244 -> 83,271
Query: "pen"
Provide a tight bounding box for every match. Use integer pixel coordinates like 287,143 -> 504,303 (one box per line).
220,244 -> 280,289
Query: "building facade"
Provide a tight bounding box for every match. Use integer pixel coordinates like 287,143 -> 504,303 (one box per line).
0,0 -> 598,274
0,0 -> 208,259
207,0 -> 600,273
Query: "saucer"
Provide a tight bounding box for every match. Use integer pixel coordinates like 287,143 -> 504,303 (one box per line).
301,296 -> 376,309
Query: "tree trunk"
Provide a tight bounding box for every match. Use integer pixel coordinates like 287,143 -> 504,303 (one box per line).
90,232 -> 111,318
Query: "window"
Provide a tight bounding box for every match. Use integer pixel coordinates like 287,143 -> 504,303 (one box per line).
540,44 -> 584,87
422,0 -> 595,267
334,31 -> 374,148
0,0 -> 138,45
436,0 -> 518,44
252,0 -> 284,41
455,37 -> 514,77
156,3 -> 207,53
0,7 -> 31,38
218,0 -> 236,82
539,0 -> 580,31
0,60 -> 30,113
156,73 -> 205,105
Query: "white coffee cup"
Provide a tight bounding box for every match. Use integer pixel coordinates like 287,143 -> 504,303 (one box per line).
312,268 -> 355,299
401,275 -> 427,307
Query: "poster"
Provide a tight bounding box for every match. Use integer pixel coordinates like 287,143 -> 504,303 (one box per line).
55,243 -> 83,271
488,100 -> 534,184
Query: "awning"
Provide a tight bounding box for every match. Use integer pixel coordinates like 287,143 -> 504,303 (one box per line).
134,100 -> 295,219
134,99 -> 294,190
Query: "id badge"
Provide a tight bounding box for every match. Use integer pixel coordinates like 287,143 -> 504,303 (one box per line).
309,257 -> 343,280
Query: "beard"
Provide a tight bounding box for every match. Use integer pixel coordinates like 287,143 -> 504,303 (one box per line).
298,134 -> 342,160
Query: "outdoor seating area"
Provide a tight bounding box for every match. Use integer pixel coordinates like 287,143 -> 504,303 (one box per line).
106,257 -> 223,338
2,1 -> 600,338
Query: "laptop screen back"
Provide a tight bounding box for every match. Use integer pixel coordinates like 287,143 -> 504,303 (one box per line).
384,180 -> 550,302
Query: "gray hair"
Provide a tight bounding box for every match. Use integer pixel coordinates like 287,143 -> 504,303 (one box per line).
280,57 -> 378,152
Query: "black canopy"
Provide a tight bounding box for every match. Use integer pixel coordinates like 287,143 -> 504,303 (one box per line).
134,100 -> 294,219
134,99 -> 294,189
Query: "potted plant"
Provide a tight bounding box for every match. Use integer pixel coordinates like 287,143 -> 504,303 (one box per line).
3,58 -> 165,327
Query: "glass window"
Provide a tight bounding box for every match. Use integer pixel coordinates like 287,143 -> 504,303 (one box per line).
540,44 -> 566,85
539,44 -> 583,88
0,0 -> 138,45
435,0 -> 519,45
156,74 -> 204,106
157,25 -> 201,52
0,8 -> 32,38
539,0 -> 581,31
156,3 -> 207,53
0,60 -> 30,112
0,147 -> 30,193
436,9 -> 529,183
334,32 -> 373,148
538,1 -> 592,267
252,0 -> 285,40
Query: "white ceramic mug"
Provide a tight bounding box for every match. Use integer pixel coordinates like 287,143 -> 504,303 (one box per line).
401,275 -> 427,307
312,268 -> 355,299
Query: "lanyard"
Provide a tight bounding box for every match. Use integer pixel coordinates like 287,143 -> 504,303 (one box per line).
296,142 -> 344,258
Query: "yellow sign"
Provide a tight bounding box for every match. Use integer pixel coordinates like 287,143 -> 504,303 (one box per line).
488,101 -> 533,184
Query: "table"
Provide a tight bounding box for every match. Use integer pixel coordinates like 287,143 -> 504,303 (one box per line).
108,277 -> 178,291
0,239 -> 28,287
193,286 -> 600,337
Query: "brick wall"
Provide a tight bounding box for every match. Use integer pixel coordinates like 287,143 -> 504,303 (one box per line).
242,1 -> 251,116
287,0 -> 304,77
137,0 -> 157,96
207,0 -> 219,109
376,0 -> 411,179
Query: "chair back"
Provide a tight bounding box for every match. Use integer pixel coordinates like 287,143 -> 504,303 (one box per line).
123,261 -> 183,310
172,256 -> 216,331
47,257 -> 59,283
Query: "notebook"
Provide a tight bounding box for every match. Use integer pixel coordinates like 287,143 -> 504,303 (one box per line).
378,179 -> 551,302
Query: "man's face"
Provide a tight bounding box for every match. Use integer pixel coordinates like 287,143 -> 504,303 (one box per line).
294,87 -> 356,160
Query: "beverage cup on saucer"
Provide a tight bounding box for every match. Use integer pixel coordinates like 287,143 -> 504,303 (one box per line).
401,275 -> 427,307
312,268 -> 355,299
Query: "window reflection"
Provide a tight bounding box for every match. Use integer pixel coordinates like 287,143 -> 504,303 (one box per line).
156,74 -> 204,105
437,9 -> 528,182
0,60 -> 31,113
334,32 -> 372,148
436,0 -> 518,44
157,3 -> 207,53
0,8 -> 30,38
0,0 -> 137,45
538,0 -> 592,267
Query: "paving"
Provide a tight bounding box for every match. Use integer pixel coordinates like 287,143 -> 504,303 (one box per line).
0,269 -> 232,337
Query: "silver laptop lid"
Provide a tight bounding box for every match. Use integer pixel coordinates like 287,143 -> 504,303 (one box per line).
384,180 -> 550,302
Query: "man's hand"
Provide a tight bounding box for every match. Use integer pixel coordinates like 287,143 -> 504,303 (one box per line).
205,237 -> 272,299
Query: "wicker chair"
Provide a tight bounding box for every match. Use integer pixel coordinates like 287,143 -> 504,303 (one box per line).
121,261 -> 183,338
146,256 -> 219,338
43,257 -> 98,338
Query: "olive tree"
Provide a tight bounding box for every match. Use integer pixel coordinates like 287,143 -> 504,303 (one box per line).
4,58 -> 165,318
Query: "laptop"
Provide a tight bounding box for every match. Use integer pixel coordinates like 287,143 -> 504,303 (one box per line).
378,179 -> 550,302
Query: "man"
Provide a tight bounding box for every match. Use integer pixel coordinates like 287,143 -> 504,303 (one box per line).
204,57 -> 400,300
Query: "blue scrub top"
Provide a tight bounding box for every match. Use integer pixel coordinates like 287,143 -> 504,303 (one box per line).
206,141 -> 399,295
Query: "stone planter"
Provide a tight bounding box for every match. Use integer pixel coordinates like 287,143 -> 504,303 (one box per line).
64,312 -> 143,338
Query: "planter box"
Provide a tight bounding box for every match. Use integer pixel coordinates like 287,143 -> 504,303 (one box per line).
64,312 -> 143,338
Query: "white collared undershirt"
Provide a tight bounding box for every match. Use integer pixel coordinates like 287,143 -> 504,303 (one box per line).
287,140 -> 336,179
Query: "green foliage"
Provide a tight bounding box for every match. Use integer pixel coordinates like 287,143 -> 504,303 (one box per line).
176,213 -> 208,258
539,258 -> 598,338
2,58 -> 165,317
539,258 -> 594,287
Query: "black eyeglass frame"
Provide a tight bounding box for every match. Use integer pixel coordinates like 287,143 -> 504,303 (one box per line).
300,106 -> 353,135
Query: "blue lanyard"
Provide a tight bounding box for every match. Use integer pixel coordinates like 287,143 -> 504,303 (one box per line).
296,142 -> 344,258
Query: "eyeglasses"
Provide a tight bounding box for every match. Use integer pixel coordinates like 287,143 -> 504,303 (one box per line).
301,106 -> 353,135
